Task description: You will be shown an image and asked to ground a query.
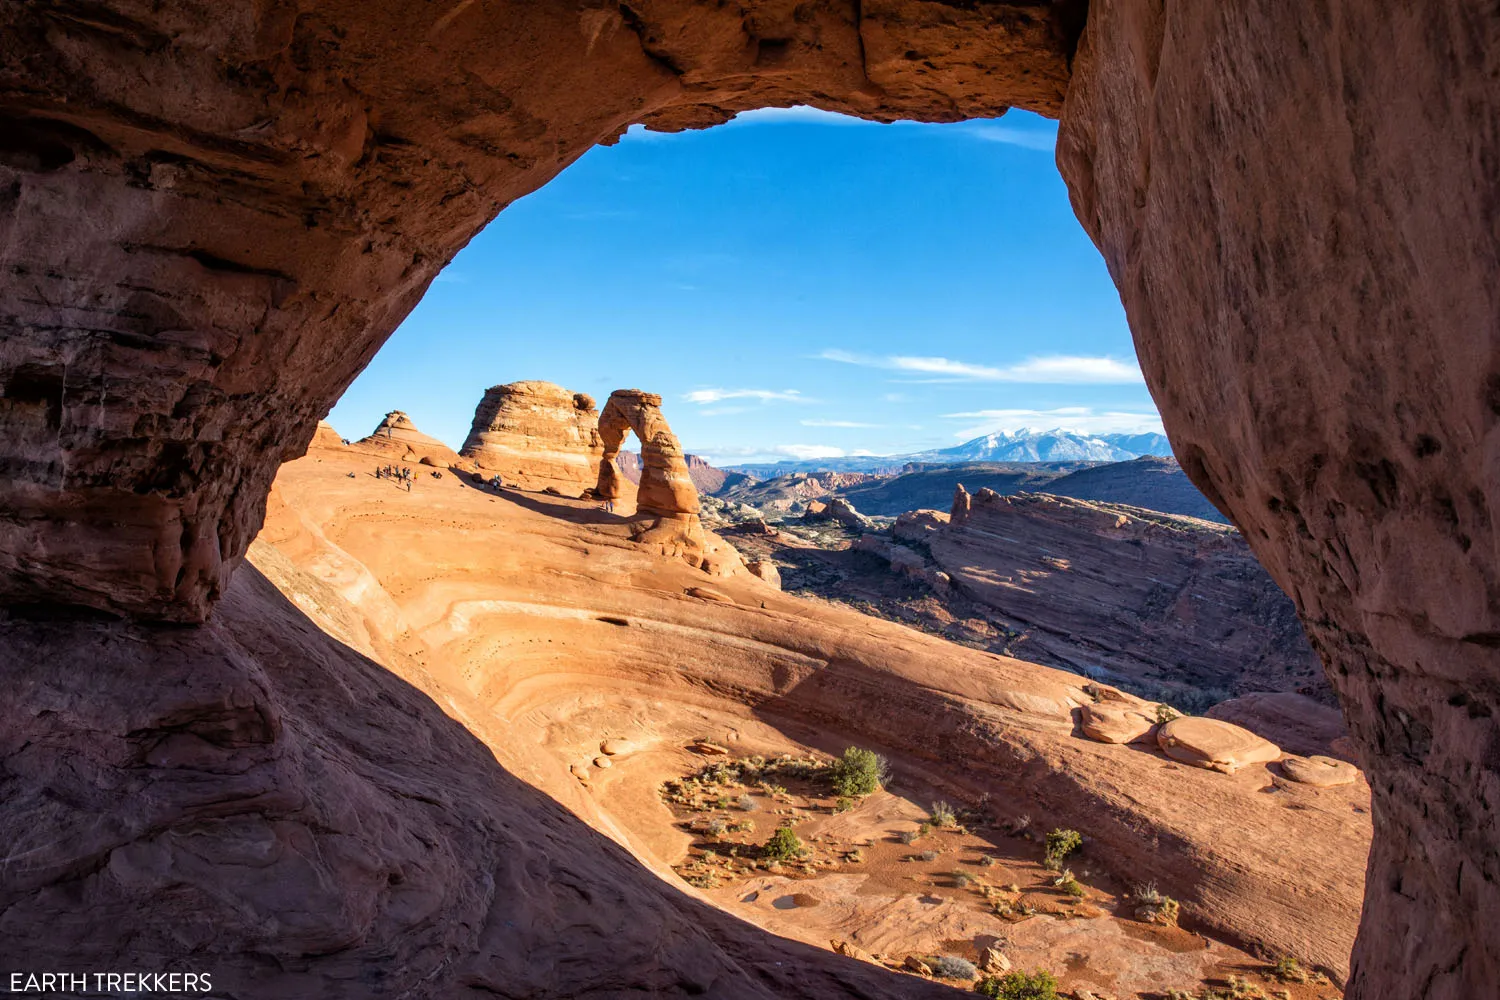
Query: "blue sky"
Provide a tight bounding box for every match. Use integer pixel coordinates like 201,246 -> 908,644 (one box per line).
327,108 -> 1163,465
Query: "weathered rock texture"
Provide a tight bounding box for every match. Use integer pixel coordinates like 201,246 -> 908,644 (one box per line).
0,0 -> 1079,622
938,487 -> 1323,705
348,410 -> 460,467
0,0 -> 1495,993
617,450 -> 728,495
460,381 -> 603,492
595,390 -> 699,517
1056,3 -> 1500,994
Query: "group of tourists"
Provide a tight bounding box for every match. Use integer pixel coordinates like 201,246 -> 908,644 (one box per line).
377,464 -> 413,491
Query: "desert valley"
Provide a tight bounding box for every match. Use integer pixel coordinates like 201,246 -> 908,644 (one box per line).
225,380 -> 1368,999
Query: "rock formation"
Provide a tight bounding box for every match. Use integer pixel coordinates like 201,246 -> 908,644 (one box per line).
310,421 -> 346,450
594,390 -> 699,517
460,381 -> 603,492
937,488 -> 1324,704
617,451 -> 728,495
0,0 -> 1495,993
348,410 -> 460,466
1156,716 -> 1282,774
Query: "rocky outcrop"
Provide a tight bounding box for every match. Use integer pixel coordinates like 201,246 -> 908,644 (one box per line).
1055,4 -> 1500,991
803,497 -> 876,531
348,410 -> 460,467
617,451 -> 728,495
595,390 -> 699,517
1156,717 -> 1282,774
310,421 -> 346,450
460,382 -> 603,492
935,488 -> 1323,705
1206,692 -> 1350,761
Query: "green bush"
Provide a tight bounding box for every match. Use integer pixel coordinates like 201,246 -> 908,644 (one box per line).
931,800 -> 957,827
829,746 -> 888,797
1043,828 -> 1082,870
1154,703 -> 1181,724
973,970 -> 1060,1000
763,826 -> 804,861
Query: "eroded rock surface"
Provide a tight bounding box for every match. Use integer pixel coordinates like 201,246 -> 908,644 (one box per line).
1056,3 -> 1500,993
934,487 -> 1323,705
460,381 -> 603,492
348,410 -> 460,467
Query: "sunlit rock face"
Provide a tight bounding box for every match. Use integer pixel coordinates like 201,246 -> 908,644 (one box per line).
0,0 -> 1077,621
595,390 -> 699,517
461,381 -> 603,492
1056,3 -> 1500,996
0,0 -> 1496,995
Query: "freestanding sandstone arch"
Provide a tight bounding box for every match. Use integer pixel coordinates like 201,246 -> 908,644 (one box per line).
594,389 -> 700,517
0,1 -> 1496,996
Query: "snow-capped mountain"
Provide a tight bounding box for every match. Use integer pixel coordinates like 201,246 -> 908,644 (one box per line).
911,429 -> 1172,463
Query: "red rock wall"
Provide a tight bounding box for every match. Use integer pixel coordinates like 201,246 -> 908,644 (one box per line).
1056,3 -> 1500,995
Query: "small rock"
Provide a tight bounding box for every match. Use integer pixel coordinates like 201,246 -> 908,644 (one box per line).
693,741 -> 731,756
1080,702 -> 1157,745
569,763 -> 590,781
903,956 -> 933,976
831,939 -> 875,963
599,738 -> 632,756
1281,754 -> 1360,787
593,756 -> 612,769
1156,716 -> 1281,773
687,586 -> 735,604
979,946 -> 1011,974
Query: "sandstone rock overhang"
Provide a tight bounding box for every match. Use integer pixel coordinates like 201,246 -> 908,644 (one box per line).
1,1 -> 1497,996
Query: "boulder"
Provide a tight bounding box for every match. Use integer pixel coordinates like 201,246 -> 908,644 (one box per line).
599,739 -> 633,756
1206,692 -> 1350,760
893,509 -> 949,544
903,956 -> 932,976
1156,717 -> 1281,774
746,559 -> 781,589
1281,755 -> 1361,788
831,940 -> 875,963
1080,703 -> 1157,745
978,947 -> 1011,974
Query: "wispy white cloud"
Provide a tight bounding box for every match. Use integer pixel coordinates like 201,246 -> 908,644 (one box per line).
958,121 -> 1057,152
799,418 -> 880,428
695,443 -> 860,463
727,106 -> 872,127
685,388 -> 806,405
942,406 -> 1165,439
817,349 -> 1144,384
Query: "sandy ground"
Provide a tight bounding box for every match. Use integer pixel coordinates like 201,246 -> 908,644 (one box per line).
251,445 -> 1369,994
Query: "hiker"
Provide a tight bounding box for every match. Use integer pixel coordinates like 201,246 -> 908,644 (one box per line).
604,497 -> 615,513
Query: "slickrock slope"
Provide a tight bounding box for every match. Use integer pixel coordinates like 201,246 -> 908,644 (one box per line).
348,410 -> 460,466
931,488 -> 1324,705
460,381 -> 603,493
0,0 -> 1493,992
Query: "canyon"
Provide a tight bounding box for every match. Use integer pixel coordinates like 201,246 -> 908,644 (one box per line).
0,1 -> 1495,997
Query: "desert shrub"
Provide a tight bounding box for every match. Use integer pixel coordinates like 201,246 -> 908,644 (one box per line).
1008,814 -> 1032,835
952,870 -> 975,889
730,820 -> 754,834
845,848 -> 865,863
834,796 -> 855,813
762,826 -> 804,861
972,970 -> 1059,1000
1043,828 -> 1082,870
1155,703 -> 1181,724
918,849 -> 939,862
979,854 -> 998,867
1271,956 -> 1308,983
738,794 -> 756,812
929,955 -> 977,980
930,800 -> 958,828
705,818 -> 726,838
829,746 -> 888,798
1133,882 -> 1181,926
1055,874 -> 1085,898
899,828 -> 921,845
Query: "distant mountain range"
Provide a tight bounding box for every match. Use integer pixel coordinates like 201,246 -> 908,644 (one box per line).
724,429 -> 1173,475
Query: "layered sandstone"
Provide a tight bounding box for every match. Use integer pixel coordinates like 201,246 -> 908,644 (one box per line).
460,381 -> 603,493
595,390 -> 699,517
935,488 -> 1323,705
348,410 -> 460,467
0,0 -> 1494,993
617,451 -> 728,495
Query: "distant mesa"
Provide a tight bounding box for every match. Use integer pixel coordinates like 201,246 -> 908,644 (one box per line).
460,381 -> 604,493
616,451 -> 727,495
349,410 -> 460,466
